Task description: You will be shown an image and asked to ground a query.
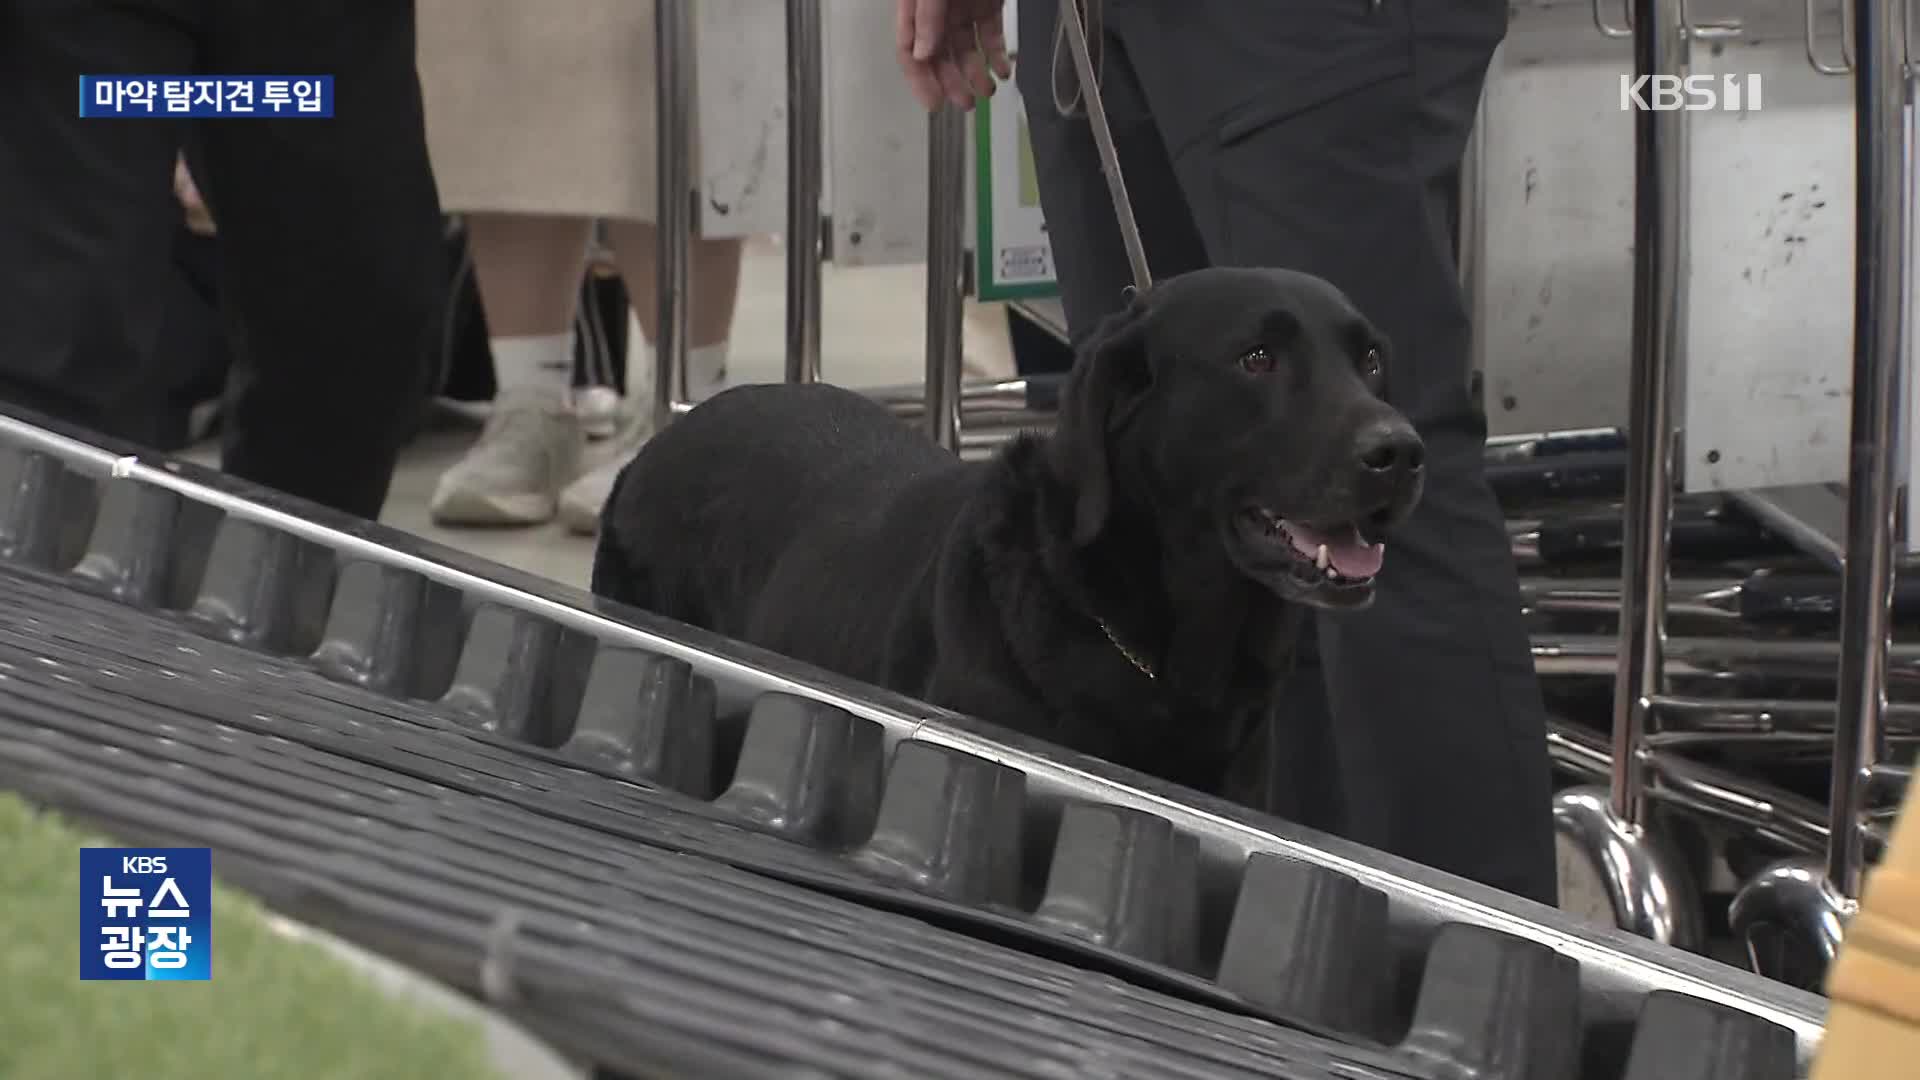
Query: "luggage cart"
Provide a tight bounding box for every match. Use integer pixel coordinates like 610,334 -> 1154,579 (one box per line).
1543,0 -> 1916,993
1724,0 -> 1912,987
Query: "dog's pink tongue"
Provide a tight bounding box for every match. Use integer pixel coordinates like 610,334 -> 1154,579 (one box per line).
1286,523 -> 1385,578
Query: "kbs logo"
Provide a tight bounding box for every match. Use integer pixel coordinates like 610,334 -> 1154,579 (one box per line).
1619,73 -> 1763,112
80,846 -> 213,981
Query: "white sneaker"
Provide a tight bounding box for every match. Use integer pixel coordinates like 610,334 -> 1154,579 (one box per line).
576,385 -> 624,440
429,390 -> 584,526
559,349 -> 726,535
559,412 -> 655,535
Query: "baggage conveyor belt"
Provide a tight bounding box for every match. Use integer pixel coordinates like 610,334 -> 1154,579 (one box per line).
0,411 -> 1828,1077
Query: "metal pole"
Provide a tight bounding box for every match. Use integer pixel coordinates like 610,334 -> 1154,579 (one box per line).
784,0 -> 824,384
1828,0 -> 1907,900
1609,0 -> 1689,825
924,106 -> 967,451
1458,96 -> 1488,395
653,0 -> 696,429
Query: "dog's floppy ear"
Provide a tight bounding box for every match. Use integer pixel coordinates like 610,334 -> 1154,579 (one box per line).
1054,293 -> 1154,546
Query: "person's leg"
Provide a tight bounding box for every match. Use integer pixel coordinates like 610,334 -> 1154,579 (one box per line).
154,221 -> 232,452
1012,0 -> 1209,345
468,213 -> 594,342
607,222 -> 744,399
554,224 -> 745,535
1016,0 -> 1353,835
571,258 -> 630,439
0,0 -> 195,446
195,0 -> 444,520
425,212 -> 593,525
1107,0 -> 1555,902
1007,307 -> 1074,378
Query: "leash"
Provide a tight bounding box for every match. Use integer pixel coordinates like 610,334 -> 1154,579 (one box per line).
1052,0 -> 1164,685
1051,0 -> 1153,292
1048,0 -> 1159,679
1049,5 -> 1300,815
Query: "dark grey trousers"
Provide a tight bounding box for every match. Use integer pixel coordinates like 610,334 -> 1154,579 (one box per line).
1017,0 -> 1556,903
0,0 -> 444,520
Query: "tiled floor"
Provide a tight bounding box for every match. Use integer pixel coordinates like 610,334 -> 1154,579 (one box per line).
194,237 -> 1020,590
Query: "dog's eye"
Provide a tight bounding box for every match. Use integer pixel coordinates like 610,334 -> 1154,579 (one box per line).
1238,347 -> 1275,374
1361,346 -> 1382,378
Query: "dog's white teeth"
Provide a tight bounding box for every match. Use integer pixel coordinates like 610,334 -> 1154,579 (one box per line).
1314,544 -> 1330,571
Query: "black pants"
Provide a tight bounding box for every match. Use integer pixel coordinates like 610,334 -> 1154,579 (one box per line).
0,0 -> 444,519
1018,0 -> 1555,903
1009,308 -> 1075,378
152,224 -> 231,452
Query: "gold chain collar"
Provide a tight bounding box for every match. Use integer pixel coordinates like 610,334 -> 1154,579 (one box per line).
1094,617 -> 1156,680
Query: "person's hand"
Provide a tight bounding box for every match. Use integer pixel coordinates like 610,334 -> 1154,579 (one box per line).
173,155 -> 215,236
896,0 -> 1012,112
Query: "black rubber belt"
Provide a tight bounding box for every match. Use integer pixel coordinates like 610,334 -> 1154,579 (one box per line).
0,561 -> 1793,1080
0,438 -> 1808,1078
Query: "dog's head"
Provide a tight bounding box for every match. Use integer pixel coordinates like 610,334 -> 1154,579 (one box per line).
1052,266 -> 1424,610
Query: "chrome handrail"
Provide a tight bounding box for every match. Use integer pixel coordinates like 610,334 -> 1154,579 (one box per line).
1806,0 -> 1859,75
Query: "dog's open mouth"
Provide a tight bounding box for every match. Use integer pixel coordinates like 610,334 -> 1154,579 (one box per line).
1236,507 -> 1385,589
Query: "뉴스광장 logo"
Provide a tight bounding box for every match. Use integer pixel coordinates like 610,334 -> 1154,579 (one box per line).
79,847 -> 212,981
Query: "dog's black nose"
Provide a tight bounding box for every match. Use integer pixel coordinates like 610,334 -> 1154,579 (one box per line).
1354,422 -> 1425,477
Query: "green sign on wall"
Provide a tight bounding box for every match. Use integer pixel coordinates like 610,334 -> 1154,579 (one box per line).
973,16 -> 1059,302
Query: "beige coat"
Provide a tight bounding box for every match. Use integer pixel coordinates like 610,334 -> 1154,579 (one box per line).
415,0 -> 664,221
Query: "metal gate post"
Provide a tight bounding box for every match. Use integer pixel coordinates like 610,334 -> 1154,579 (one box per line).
1728,0 -> 1910,990
1611,0 -> 1688,838
786,0 -> 825,385
1549,0 -> 1701,951
924,107 -> 969,452
652,0 -> 696,430
1828,0 -> 1907,906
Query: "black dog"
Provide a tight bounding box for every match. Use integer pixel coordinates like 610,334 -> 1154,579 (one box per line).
592,267 -> 1424,793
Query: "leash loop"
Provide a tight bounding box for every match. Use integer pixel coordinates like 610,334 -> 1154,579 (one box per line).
1051,0 -> 1153,291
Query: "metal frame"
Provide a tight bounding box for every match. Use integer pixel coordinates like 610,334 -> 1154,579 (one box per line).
653,0 -> 696,429
1728,0 -> 1910,980
924,107 -> 970,450
1459,93 -> 1489,387
1550,0 -> 1702,954
1824,0 -> 1906,905
785,0 -> 825,386
651,0 -> 1025,451
653,0 -> 834,418
1546,0 -> 1914,990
